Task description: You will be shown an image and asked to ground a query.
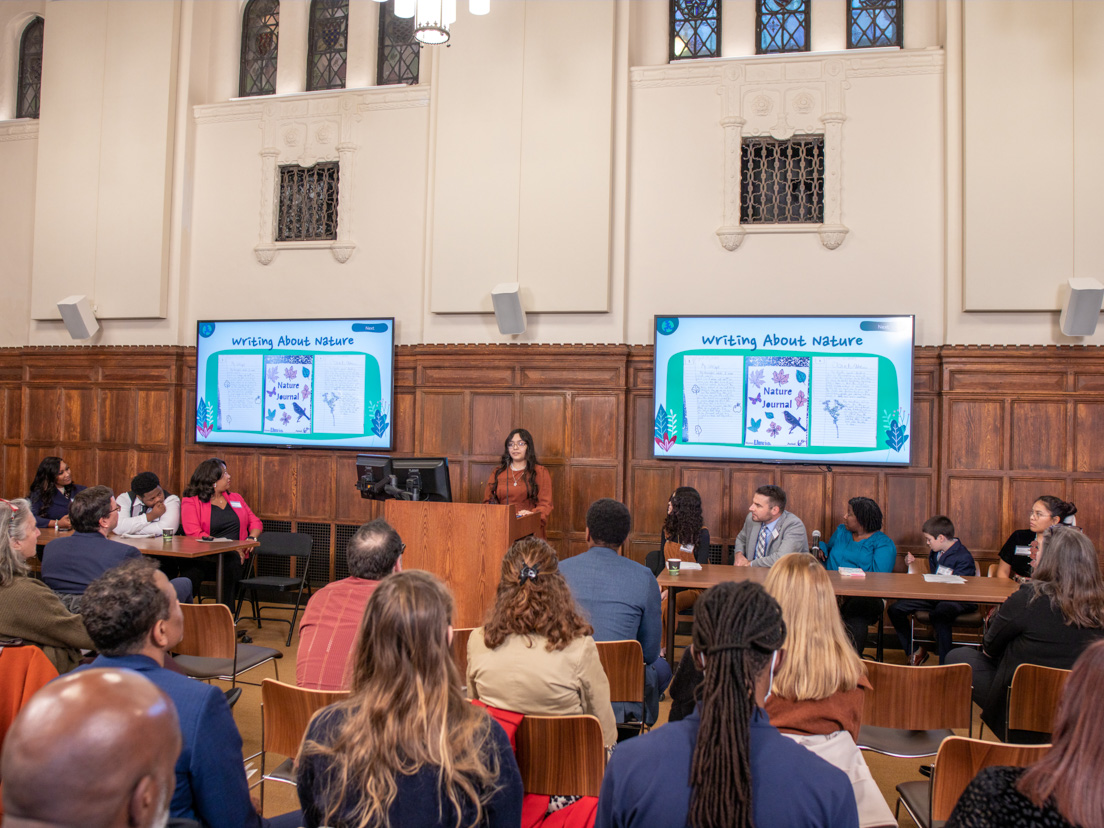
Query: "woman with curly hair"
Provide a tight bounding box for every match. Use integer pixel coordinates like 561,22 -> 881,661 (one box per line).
656,487 -> 710,646
482,429 -> 553,539
27,456 -> 85,530
297,570 -> 522,828
467,536 -> 617,748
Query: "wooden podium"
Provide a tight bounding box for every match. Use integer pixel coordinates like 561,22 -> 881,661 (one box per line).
383,501 -> 541,627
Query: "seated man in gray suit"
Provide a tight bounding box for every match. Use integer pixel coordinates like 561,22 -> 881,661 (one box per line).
559,498 -> 669,726
733,484 -> 808,567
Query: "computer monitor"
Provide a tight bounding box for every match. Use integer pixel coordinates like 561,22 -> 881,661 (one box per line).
355,454 -> 394,500
392,457 -> 452,503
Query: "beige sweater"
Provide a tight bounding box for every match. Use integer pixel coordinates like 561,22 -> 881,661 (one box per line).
467,628 -> 618,747
0,577 -> 93,674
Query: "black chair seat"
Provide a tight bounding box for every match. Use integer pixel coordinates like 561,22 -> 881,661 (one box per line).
238,575 -> 301,590
174,645 -> 281,682
896,779 -> 932,828
263,757 -> 296,784
857,725 -> 954,758
234,531 -> 314,647
913,609 -> 984,626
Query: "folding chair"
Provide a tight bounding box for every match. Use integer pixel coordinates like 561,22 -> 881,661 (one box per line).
234,531 -> 314,647
173,602 -> 281,688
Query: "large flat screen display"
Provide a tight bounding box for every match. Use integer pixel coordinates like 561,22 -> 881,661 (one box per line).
653,315 -> 914,466
195,318 -> 394,450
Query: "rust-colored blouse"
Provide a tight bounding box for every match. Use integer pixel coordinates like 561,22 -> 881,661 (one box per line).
482,463 -> 552,539
765,674 -> 872,743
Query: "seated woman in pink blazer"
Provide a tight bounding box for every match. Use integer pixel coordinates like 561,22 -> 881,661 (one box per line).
181,457 -> 262,607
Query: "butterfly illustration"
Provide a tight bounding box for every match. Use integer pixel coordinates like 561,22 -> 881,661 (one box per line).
748,392 -> 763,405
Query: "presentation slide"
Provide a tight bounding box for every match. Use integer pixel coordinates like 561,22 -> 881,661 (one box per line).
653,316 -> 914,465
195,318 -> 394,450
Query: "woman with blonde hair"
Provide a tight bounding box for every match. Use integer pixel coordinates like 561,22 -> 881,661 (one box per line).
297,570 -> 522,828
467,536 -> 618,748
763,552 -> 893,828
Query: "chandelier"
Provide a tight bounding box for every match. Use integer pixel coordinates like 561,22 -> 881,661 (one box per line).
390,0 -> 490,45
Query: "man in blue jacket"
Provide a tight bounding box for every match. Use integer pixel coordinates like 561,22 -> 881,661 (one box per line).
888,515 -> 978,664
560,498 -> 669,725
74,559 -> 299,828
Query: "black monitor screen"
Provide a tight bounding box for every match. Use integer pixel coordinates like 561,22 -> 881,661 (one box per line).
392,457 -> 452,503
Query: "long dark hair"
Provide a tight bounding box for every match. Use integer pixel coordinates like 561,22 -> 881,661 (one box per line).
182,458 -> 226,503
1031,525 -> 1104,629
28,456 -> 72,517
1017,640 -> 1104,827
491,429 -> 539,504
690,581 -> 786,828
663,487 -> 703,547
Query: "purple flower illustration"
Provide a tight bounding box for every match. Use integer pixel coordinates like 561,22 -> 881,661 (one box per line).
767,422 -> 782,437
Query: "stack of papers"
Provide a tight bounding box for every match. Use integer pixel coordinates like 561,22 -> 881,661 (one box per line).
923,574 -> 967,584
680,561 -> 702,571
837,567 -> 866,578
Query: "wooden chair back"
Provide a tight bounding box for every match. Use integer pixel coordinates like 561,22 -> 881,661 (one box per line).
451,627 -> 475,681
177,602 -> 237,660
261,679 -> 349,760
1008,663 -> 1071,735
515,714 -> 605,798
595,640 -> 645,705
930,736 -> 1050,821
863,661 -> 973,731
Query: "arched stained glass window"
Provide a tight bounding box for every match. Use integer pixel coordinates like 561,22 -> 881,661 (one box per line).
307,0 -> 349,92
17,16 -> 44,119
377,0 -> 420,85
670,0 -> 720,61
757,0 -> 809,55
240,0 -> 279,97
848,0 -> 901,49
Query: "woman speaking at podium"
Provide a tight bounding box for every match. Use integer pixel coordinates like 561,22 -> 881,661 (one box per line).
482,428 -> 552,539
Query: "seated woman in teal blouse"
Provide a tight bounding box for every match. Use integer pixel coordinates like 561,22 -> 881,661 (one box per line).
816,497 -> 897,655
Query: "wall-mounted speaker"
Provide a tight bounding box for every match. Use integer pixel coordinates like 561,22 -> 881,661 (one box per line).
1060,278 -> 1104,337
57,295 -> 100,340
491,282 -> 526,335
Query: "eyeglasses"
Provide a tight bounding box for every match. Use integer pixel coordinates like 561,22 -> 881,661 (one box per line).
507,441 -> 527,448
1030,510 -> 1052,519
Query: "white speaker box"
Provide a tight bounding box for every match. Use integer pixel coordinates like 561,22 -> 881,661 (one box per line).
491,282 -> 526,335
1060,278 -> 1104,337
57,295 -> 100,340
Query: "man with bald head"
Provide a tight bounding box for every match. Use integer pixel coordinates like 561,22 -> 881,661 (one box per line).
2,668 -> 180,828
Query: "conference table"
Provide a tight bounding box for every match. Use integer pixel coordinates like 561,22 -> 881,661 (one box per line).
657,564 -> 1020,668
37,529 -> 259,601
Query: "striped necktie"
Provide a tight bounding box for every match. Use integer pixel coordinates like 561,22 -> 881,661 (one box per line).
754,525 -> 768,560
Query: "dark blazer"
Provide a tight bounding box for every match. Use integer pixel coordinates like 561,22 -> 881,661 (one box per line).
928,539 -> 977,577
41,531 -> 141,594
29,484 -> 86,528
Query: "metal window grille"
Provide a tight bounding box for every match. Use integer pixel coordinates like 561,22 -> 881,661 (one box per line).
757,0 -> 809,54
307,0 -> 349,92
276,162 -> 340,242
848,0 -> 901,48
17,17 -> 44,120
741,136 -> 825,224
377,0 -> 420,85
296,522 -> 333,586
334,524 -> 360,581
670,0 -> 720,61
239,0 -> 280,97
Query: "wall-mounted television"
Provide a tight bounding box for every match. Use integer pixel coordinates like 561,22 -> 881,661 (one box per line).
653,315 -> 914,466
195,318 -> 394,450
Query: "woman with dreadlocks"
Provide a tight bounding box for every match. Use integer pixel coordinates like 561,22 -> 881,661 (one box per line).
595,580 -> 858,828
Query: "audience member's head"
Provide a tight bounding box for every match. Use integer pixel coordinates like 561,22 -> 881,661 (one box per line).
690,581 -> 786,828
921,514 -> 955,542
1017,639 -> 1104,827
182,458 -> 228,502
301,570 -> 500,828
1031,525 -> 1104,629
69,485 -> 117,534
585,498 -> 631,549
346,518 -> 404,580
845,496 -> 883,534
130,472 -> 166,509
0,498 -> 36,586
1034,495 -> 1077,529
664,486 -> 704,546
1,668 -> 181,828
483,536 -> 592,652
27,456 -> 73,509
764,553 -> 864,702
81,558 -> 181,657
756,484 -> 787,513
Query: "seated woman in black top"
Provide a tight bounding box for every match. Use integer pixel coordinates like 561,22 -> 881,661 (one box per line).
946,524 -> 1104,740
996,495 -> 1076,581
27,456 -> 85,530
948,639 -> 1104,828
297,570 -> 522,828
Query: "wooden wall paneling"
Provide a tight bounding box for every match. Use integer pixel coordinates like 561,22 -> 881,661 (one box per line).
98,449 -> 135,494
1010,401 -> 1066,471
946,399 -> 1004,471
61,388 -> 98,444
570,394 -> 623,461
628,393 -> 657,463
24,387 -> 61,443
64,447 -> 99,491
2,385 -> 23,445
135,389 -> 173,447
393,390 -> 416,453
1073,402 -> 1104,472
333,461 -> 382,524
98,387 -> 137,445
562,464 -> 620,554
295,454 -> 336,520
1008,477 -> 1067,536
418,391 -> 467,456
830,472 -> 880,527
135,450 -> 173,488
944,476 -> 1003,555
1069,479 -> 1104,551
910,396 -> 936,469
520,393 -> 566,459
727,470 -> 767,539
884,474 -> 933,558
628,465 -> 677,540
542,460 -> 567,538
467,461 -> 499,506
779,471 -> 827,539
1,445 -> 24,500
470,393 -> 515,456
680,466 -> 728,544
255,454 -> 293,518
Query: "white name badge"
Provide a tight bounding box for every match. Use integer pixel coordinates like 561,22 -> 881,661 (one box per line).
1014,545 -> 1032,557
772,529 -> 780,539
936,565 -> 954,576
680,543 -> 694,554
230,501 -> 242,509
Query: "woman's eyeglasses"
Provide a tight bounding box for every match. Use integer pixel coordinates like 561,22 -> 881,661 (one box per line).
507,441 -> 527,448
